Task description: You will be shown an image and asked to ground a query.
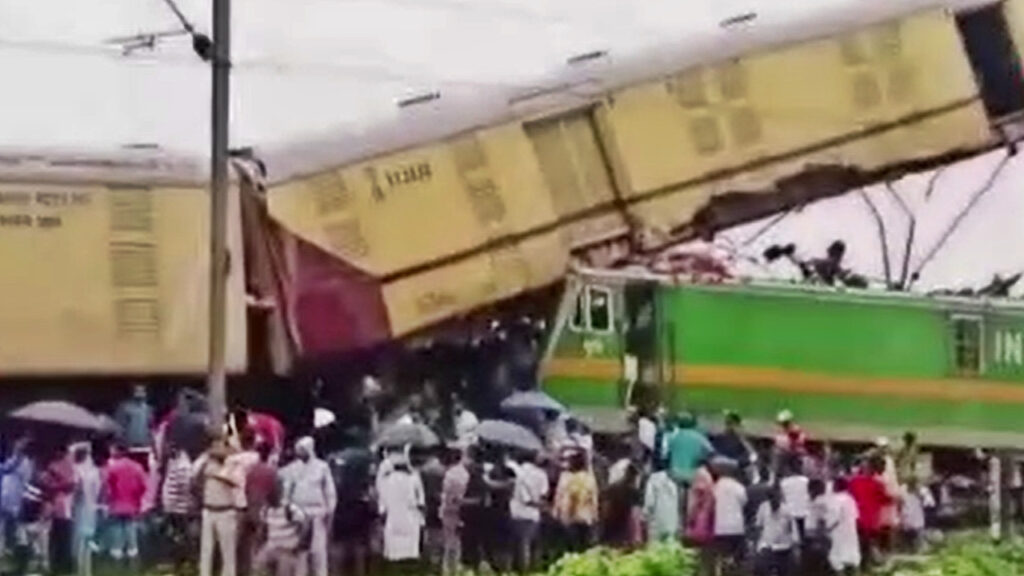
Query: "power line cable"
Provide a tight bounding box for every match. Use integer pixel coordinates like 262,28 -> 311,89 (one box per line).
0,36 -> 526,88
160,0 -> 196,33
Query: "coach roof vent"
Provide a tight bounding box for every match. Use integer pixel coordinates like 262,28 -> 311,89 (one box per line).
720,11 -> 758,28
566,49 -> 608,66
397,91 -> 441,109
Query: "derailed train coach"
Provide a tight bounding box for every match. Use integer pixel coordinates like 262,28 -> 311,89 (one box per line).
249,0 -> 1024,360
0,149 -> 249,376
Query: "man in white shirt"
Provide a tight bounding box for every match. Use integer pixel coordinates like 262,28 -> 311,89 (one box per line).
778,456 -> 811,540
755,488 -> 798,576
454,400 -> 479,446
281,437 -> 337,576
713,468 -> 748,572
825,478 -> 861,576
509,454 -> 549,573
637,413 -> 658,455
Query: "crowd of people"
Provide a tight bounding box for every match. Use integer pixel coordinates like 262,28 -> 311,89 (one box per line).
0,380 -> 944,576
623,409 -> 935,576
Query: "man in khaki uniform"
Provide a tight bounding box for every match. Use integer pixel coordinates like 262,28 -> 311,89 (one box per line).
197,439 -> 240,576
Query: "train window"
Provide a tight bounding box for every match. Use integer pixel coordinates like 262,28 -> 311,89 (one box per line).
951,315 -> 983,376
569,286 -> 613,333
956,6 -> 1024,119
587,286 -> 613,333
570,290 -> 586,332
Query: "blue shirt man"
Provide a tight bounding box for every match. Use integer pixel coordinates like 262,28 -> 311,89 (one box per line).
667,413 -> 714,484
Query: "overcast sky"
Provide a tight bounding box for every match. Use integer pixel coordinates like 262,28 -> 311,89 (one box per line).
0,0 -> 847,154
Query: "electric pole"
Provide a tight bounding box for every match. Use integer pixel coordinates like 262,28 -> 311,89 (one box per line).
207,0 -> 231,428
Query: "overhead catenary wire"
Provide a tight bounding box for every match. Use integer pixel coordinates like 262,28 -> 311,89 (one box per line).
161,0 -> 197,33
911,151 -> 1013,282
0,37 -> 523,88
303,0 -> 580,26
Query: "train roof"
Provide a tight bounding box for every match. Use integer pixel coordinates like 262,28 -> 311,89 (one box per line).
0,146 -> 207,187
258,0 -> 994,185
572,265 -> 1024,313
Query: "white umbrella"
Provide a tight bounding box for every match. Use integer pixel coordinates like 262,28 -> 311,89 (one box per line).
313,407 -> 336,429
376,422 -> 440,448
476,419 -> 544,453
500,390 -> 565,413
9,401 -> 109,432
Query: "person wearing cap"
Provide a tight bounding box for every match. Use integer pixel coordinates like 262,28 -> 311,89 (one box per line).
281,437 -> 336,576
773,411 -> 807,466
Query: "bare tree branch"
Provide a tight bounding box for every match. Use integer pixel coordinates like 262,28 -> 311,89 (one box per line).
858,189 -> 892,287
911,153 -> 1011,283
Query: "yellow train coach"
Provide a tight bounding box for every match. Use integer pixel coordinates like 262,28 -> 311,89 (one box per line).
258,0 -> 1024,354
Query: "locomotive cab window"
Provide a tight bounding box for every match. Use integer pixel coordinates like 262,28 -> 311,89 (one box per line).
951,315 -> 984,376
570,289 -> 586,331
588,287 -> 613,333
955,5 -> 1024,119
570,285 -> 614,333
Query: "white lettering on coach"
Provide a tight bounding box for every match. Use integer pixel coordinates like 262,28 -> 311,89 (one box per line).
994,330 -> 1024,366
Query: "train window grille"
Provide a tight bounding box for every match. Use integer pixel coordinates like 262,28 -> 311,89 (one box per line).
569,285 -> 614,333
951,314 -> 984,376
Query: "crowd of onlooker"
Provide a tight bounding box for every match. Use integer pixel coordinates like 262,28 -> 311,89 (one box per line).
0,380 -> 950,576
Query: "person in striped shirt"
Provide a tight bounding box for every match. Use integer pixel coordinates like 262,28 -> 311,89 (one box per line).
255,481 -> 309,576
161,444 -> 195,572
